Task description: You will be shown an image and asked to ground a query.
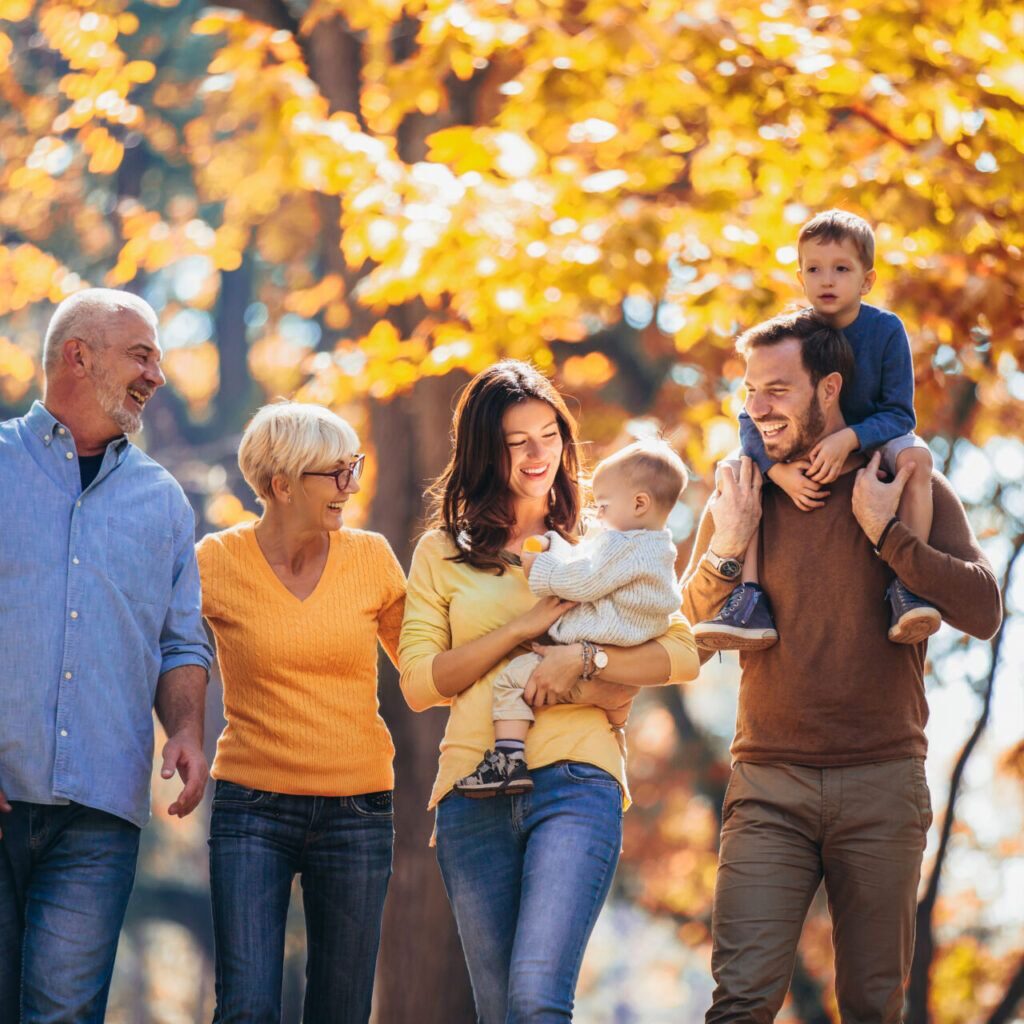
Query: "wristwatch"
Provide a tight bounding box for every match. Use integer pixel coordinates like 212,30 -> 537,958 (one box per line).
705,548 -> 743,580
580,641 -> 609,680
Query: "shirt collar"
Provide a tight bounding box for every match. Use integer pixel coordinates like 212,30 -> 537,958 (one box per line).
25,399 -> 130,456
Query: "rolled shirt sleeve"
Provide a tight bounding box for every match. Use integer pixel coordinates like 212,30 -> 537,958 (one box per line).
159,505 -> 213,676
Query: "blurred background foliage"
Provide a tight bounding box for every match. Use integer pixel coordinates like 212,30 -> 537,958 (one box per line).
0,0 -> 1022,1019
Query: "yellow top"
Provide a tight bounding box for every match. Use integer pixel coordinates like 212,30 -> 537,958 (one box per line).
196,522 -> 406,796
399,529 -> 699,810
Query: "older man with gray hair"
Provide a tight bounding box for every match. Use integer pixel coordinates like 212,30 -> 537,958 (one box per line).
0,288 -> 212,1022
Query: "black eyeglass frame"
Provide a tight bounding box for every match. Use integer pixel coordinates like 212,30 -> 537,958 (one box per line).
302,453 -> 366,491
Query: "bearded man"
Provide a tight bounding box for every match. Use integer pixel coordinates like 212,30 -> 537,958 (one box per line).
681,308 -> 1001,1022
0,289 -> 212,1022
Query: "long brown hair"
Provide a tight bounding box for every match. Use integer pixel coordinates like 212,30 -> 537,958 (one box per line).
429,360 -> 582,574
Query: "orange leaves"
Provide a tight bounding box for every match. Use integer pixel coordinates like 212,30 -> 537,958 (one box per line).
80,124 -> 123,173
426,126 -> 492,174
162,342 -> 220,412
0,336 -> 38,402
562,351 -> 615,389
284,274 -> 347,321
0,243 -> 79,317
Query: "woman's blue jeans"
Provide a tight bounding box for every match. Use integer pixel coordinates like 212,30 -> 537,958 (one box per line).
208,780 -> 394,1023
436,761 -> 623,1024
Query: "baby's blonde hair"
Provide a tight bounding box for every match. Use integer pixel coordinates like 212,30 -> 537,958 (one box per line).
595,438 -> 687,513
238,400 -> 360,504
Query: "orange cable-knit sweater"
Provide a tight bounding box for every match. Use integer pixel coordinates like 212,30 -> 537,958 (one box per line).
196,522 -> 406,796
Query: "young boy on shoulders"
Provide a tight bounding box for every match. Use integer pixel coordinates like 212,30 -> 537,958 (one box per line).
694,209 -> 939,651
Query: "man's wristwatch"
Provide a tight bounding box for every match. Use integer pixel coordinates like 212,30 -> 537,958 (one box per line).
704,548 -> 743,580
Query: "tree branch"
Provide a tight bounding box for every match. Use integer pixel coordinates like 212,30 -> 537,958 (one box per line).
985,955 -> 1024,1024
907,531 -> 1023,1023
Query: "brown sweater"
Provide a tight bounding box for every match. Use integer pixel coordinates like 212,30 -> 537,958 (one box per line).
681,463 -> 1002,766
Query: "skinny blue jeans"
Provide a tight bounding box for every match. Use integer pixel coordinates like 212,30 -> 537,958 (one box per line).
0,801 -> 141,1024
436,761 -> 623,1024
208,780 -> 394,1024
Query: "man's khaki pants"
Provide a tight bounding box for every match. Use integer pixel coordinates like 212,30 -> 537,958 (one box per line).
707,760 -> 932,1024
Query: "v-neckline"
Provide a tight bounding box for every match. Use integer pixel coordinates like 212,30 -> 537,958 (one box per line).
248,525 -> 336,604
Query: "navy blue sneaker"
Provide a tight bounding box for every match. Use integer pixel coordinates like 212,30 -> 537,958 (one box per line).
886,579 -> 941,644
693,583 -> 779,652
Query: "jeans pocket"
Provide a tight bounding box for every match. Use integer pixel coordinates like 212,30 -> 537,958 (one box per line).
213,780 -> 271,806
349,791 -> 394,818
563,761 -> 620,789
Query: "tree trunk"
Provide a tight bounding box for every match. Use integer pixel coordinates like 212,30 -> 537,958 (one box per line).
371,372 -> 476,1022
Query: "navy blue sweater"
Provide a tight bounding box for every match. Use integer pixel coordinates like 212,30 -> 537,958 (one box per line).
739,303 -> 917,472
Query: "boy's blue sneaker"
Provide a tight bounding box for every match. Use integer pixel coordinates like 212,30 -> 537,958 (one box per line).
693,583 -> 779,652
886,579 -> 941,644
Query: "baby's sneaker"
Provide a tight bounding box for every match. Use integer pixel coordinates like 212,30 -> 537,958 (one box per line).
454,749 -> 533,798
886,579 -> 941,644
693,583 -> 779,652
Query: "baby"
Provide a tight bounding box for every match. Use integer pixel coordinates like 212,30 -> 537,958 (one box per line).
454,439 -> 687,797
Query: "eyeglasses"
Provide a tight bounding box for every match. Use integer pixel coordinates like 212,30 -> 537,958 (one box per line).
303,454 -> 365,491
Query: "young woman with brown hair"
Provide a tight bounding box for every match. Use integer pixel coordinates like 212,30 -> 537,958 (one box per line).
399,360 -> 698,1022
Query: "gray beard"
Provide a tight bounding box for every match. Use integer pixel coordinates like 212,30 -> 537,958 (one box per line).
88,366 -> 142,435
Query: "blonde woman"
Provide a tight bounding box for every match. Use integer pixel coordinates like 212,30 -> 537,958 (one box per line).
197,402 -> 405,1023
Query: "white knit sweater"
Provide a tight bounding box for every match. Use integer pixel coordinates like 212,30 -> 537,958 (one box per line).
528,528 -> 682,646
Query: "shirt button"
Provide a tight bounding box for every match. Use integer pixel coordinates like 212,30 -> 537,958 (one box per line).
65,671 -> 72,680
72,556 -> 80,565
65,451 -> 74,460
44,434 -> 51,443
60,729 -> 68,737
70,610 -> 78,619
57,427 -> 66,435
75,501 -> 82,508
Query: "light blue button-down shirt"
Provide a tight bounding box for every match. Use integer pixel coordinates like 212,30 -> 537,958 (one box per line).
0,401 -> 212,826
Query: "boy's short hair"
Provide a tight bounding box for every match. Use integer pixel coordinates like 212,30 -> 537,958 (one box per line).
735,308 -> 854,390
598,439 -> 688,513
238,400 -> 360,504
798,209 -> 875,269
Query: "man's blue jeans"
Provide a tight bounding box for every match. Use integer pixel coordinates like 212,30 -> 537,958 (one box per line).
208,780 -> 394,1024
0,801 -> 141,1024
435,761 -> 623,1024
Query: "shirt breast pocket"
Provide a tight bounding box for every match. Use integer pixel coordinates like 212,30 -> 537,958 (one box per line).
106,514 -> 174,606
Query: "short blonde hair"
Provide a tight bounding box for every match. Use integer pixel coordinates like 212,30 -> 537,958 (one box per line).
596,439 -> 688,513
238,401 -> 360,504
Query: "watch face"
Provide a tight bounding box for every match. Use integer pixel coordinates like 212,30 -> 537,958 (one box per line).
721,559 -> 742,579
594,650 -> 609,669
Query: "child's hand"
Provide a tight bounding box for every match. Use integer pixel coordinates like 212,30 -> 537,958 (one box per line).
520,535 -> 549,577
520,549 -> 537,577
806,428 -> 859,484
767,460 -> 830,512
